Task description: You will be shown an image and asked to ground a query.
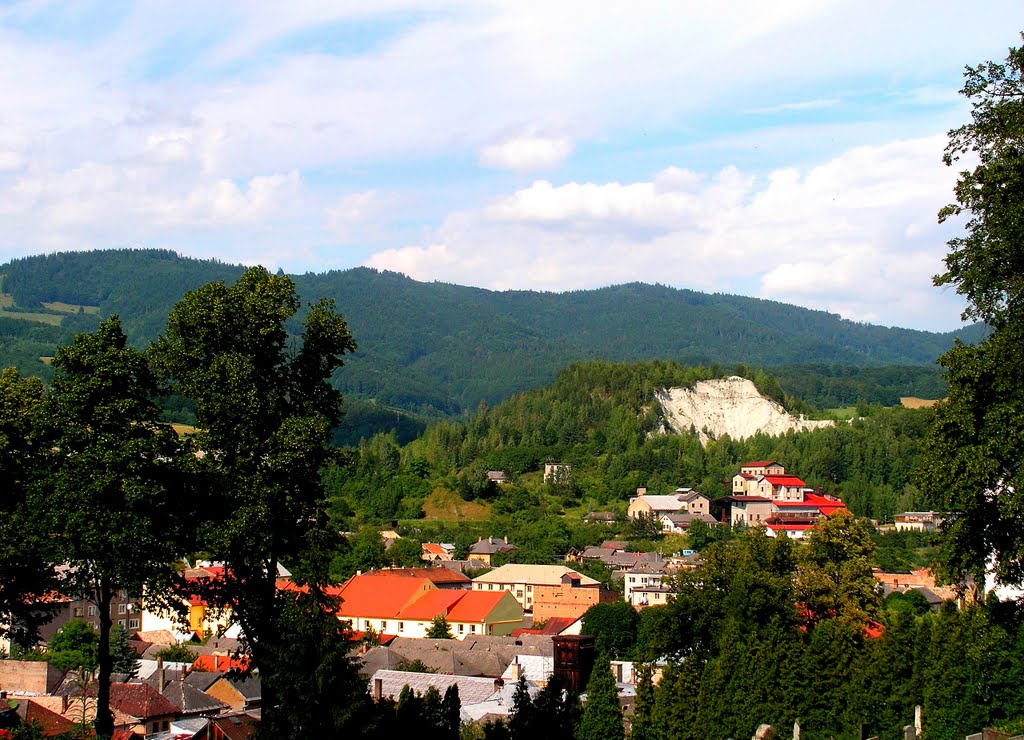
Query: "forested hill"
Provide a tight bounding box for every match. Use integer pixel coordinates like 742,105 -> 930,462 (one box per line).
0,249 -> 984,421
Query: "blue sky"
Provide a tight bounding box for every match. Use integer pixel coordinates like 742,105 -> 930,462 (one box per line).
0,1 -> 1020,331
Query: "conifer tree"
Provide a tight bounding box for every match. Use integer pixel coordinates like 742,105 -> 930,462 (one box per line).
630,663 -> 655,740
577,655 -> 624,740
427,614 -> 455,640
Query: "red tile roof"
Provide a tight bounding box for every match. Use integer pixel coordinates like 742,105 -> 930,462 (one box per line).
109,682 -> 179,720
395,590 -> 464,621
336,573 -> 433,619
20,700 -> 78,737
446,591 -> 511,623
192,654 -> 250,673
763,474 -> 807,487
422,543 -> 449,556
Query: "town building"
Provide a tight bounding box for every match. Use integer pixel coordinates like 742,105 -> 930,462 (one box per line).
467,536 -> 516,566
627,488 -> 712,521
471,564 -> 608,617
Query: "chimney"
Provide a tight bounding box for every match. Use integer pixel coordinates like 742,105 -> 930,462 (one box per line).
488,536 -> 493,544
508,659 -> 522,681
157,656 -> 165,691
637,487 -> 646,496
372,677 -> 383,702
477,537 -> 482,543
62,695 -> 69,713
493,678 -> 504,693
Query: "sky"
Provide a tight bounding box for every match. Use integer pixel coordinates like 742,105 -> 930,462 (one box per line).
0,2 -> 1020,332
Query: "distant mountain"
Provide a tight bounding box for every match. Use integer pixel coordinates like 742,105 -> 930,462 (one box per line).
0,249 -> 982,422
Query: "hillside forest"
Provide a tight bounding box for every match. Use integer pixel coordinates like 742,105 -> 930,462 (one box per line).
0,249 -> 978,444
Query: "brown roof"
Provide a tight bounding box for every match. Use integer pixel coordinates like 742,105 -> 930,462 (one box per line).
206,712 -> 259,740
18,700 -> 79,737
371,567 -> 471,585
109,682 -> 179,720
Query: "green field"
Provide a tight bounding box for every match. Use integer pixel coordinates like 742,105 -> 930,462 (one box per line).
42,301 -> 100,315
0,309 -> 63,326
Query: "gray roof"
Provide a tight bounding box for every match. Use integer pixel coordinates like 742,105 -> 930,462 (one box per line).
157,679 -> 229,715
358,635 -> 554,679
370,669 -> 502,705
183,671 -> 221,692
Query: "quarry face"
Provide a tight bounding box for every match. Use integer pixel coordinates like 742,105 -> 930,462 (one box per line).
655,376 -> 834,445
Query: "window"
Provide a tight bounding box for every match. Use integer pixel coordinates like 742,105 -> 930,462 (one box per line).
118,603 -> 127,615
458,623 -> 464,633
118,619 -> 126,627
488,584 -> 494,591
72,607 -> 82,617
470,624 -> 476,632
526,585 -> 532,592
381,621 -> 387,632
88,606 -> 96,617
129,618 -> 140,630
398,622 -> 404,632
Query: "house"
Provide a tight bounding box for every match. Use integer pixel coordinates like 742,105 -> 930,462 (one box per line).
421,542 -> 456,562
893,511 -> 943,533
726,462 -> 847,530
333,572 -> 523,639
659,512 -> 718,534
13,699 -> 79,737
873,567 -> 975,609
109,681 -> 181,736
0,660 -> 66,695
369,567 -> 472,590
468,536 -> 516,566
487,471 -> 510,484
205,675 -> 262,713
543,463 -> 571,483
196,711 -> 260,740
627,488 -> 712,521
583,511 -> 617,525
619,561 -> 673,608
471,564 -> 606,617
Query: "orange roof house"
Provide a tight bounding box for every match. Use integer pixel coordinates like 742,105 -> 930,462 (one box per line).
335,573 -> 523,639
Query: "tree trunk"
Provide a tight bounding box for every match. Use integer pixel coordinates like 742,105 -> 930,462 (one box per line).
94,579 -> 114,739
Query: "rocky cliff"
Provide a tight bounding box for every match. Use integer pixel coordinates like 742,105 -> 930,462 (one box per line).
655,376 -> 834,444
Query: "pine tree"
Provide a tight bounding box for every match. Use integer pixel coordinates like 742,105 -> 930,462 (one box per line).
427,615 -> 454,639
630,663 -> 655,740
577,655 -> 624,740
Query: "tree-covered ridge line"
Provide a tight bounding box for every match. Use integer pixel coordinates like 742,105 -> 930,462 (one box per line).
0,249 -> 982,425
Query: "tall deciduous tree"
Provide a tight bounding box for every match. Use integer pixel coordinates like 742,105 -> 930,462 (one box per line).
921,37 -> 1024,587
0,368 -> 55,645
43,316 -> 185,738
150,267 -> 357,733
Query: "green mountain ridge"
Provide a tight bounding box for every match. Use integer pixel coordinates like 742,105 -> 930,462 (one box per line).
0,249 -> 983,428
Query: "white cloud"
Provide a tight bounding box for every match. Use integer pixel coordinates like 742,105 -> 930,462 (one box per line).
368,135 -> 968,331
478,133 -> 573,171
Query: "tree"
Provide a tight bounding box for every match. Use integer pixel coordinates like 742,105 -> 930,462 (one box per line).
795,511 -> 880,629
0,369 -> 56,645
920,37 -> 1024,587
154,644 -> 198,664
46,620 -> 98,673
42,317 -> 185,738
630,663 -> 656,740
387,537 -> 425,568
581,602 -> 639,659
108,625 -> 139,678
427,615 -> 454,640
577,656 -> 624,740
150,267 -> 358,734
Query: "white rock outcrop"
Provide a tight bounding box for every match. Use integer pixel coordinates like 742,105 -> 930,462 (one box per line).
655,376 -> 833,445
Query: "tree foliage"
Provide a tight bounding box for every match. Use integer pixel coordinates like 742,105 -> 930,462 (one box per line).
42,316 -> 185,737
150,266 -> 359,734
922,37 -> 1024,586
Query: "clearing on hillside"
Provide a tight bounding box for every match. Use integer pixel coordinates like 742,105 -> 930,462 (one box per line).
42,301 -> 100,314
422,488 -> 492,521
